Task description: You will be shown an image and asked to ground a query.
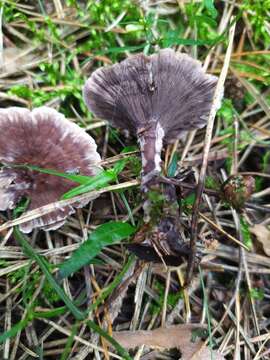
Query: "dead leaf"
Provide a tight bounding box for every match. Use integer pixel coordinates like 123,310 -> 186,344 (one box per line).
250,224 -> 270,256
0,47 -> 35,74
113,325 -> 225,360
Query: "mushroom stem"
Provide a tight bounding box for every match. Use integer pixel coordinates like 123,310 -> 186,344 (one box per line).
138,121 -> 164,189
137,121 -> 165,222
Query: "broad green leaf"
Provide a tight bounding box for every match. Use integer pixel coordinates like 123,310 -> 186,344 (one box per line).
59,221 -> 136,278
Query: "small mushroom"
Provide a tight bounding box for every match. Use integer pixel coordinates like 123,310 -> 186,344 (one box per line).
84,49 -> 217,200
83,49 -> 218,264
0,107 -> 101,233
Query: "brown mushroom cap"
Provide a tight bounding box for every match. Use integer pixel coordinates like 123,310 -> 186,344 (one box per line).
0,107 -> 101,233
83,48 -> 218,143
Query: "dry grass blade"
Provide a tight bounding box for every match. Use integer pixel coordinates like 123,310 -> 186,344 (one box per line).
0,180 -> 139,232
199,212 -> 250,251
186,19 -> 237,285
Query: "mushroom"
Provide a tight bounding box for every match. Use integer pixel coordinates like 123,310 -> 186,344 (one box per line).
0,107 -> 101,233
83,49 -> 218,263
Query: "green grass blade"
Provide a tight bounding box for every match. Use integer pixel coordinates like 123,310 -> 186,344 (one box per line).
15,164 -> 94,185
60,323 -> 78,360
119,191 -> 135,226
86,319 -> 132,360
14,227 -> 85,320
0,314 -> 31,343
62,171 -> 115,199
88,255 -> 135,314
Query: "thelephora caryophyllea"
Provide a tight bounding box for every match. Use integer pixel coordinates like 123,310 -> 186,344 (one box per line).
0,107 -> 101,233
83,48 -> 219,265
83,49 -> 218,192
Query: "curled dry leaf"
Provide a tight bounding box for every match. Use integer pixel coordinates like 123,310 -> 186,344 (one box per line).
113,325 -> 225,360
250,224 -> 270,256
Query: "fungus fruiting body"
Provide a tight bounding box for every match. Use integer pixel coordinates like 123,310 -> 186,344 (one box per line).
84,49 -> 217,189
0,107 -> 101,233
84,49 -> 218,264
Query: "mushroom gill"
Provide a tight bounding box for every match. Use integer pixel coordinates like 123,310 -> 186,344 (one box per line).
0,107 -> 101,233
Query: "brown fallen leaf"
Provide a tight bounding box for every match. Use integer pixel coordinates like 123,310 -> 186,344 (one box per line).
250,224 -> 270,256
113,325 -> 225,360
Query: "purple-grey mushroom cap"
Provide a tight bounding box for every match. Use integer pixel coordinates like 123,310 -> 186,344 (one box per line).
83,49 -> 219,188
0,107 -> 101,233
83,48 -> 218,143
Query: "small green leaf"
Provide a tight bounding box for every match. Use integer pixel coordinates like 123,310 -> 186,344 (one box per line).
112,159 -> 128,176
62,155 -> 131,200
194,14 -> 217,27
205,176 -> 220,191
240,216 -> 252,249
59,221 -> 136,278
262,151 -> 270,172
249,288 -> 264,301
204,0 -> 218,18
167,153 -> 179,177
218,99 -> 235,125
182,192 -> 196,213
13,198 -> 30,218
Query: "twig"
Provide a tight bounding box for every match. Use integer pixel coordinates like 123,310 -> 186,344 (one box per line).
199,212 -> 249,251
